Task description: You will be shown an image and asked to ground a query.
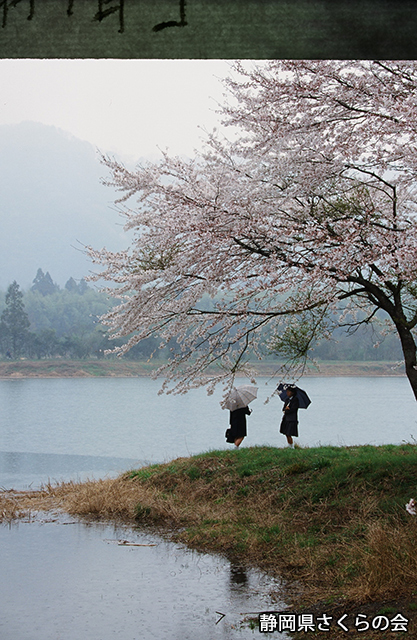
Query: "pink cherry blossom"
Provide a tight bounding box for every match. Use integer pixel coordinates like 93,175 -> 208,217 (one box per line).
88,61 -> 417,397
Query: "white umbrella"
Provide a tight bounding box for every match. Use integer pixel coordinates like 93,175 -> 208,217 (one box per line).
224,385 -> 258,411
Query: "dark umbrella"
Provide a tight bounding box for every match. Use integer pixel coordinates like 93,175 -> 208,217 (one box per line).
277,383 -> 311,409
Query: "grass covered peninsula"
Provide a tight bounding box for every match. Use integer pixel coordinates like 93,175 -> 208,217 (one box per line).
3,444 -> 417,637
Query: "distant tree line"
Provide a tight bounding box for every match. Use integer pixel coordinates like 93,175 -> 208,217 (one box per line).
0,269 -> 160,360
0,269 -> 403,362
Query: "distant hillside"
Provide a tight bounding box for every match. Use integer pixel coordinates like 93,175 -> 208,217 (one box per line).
0,121 -> 136,289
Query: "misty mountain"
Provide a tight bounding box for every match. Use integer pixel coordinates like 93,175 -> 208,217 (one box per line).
0,121 -> 136,290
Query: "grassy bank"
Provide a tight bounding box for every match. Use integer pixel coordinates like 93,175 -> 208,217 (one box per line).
2,444 -> 417,636
0,359 -> 405,378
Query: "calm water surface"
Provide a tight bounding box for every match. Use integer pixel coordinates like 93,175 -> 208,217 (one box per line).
0,376 -> 415,489
1,376 -> 415,640
0,518 -> 286,640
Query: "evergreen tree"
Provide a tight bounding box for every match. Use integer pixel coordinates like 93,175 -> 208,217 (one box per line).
64,277 -> 79,293
78,278 -> 89,294
0,281 -> 30,358
31,268 -> 59,296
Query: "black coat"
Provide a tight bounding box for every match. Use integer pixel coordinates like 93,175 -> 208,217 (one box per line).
229,406 -> 250,438
280,395 -> 299,437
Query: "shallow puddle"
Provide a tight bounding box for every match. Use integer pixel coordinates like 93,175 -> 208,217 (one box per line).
1,517 -> 288,640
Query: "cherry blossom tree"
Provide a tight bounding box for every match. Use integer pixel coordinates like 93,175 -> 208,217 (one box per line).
88,60 -> 417,399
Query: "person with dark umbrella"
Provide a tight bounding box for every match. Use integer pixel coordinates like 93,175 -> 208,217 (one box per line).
280,386 -> 299,448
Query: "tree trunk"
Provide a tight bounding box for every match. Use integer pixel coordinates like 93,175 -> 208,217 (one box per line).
395,323 -> 417,401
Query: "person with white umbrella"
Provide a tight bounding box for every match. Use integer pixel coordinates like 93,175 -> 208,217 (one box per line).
224,385 -> 257,448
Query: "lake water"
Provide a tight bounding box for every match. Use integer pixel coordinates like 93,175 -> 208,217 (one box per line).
1,376 -> 415,640
1,517 -> 285,640
0,376 -> 415,490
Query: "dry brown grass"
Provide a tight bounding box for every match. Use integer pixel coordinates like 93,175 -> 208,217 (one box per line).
0,472 -> 239,527
0,488 -> 58,521
1,477 -> 179,523
3,444 -> 417,633
349,518 -> 417,600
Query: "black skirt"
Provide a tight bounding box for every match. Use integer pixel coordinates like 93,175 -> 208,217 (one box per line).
280,416 -> 298,437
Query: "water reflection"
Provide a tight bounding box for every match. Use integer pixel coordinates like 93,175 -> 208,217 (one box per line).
229,562 -> 248,589
0,519 -> 288,640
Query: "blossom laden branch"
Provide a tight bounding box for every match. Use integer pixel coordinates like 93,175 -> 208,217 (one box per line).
88,60 -> 417,397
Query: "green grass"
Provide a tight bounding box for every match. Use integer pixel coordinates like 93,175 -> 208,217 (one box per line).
17,442 -> 415,637
128,443 -> 417,610
129,444 -> 417,513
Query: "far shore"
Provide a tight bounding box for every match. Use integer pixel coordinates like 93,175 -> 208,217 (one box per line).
0,359 -> 405,380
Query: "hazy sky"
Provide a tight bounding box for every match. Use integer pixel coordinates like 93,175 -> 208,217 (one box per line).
0,59 -> 234,160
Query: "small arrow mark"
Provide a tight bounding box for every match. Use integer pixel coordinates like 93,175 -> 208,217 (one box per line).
215,611 -> 226,625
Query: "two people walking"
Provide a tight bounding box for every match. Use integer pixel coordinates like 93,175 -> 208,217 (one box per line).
225,383 -> 307,449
